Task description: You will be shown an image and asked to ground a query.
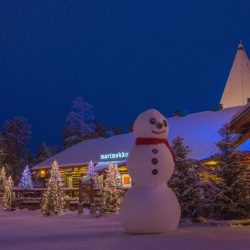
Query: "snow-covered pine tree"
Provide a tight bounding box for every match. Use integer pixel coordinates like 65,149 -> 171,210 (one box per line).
63,97 -> 97,148
208,123 -> 250,219
201,179 -> 226,219
0,116 -> 32,182
41,161 -> 65,215
35,142 -> 57,164
169,136 -> 203,220
2,176 -> 15,210
19,165 -> 33,189
102,162 -> 123,213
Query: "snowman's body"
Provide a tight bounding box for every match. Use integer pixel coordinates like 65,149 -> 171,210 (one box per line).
120,109 -> 181,234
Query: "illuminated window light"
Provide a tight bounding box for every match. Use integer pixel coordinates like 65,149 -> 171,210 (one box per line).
40,170 -> 46,178
123,176 -> 131,185
204,160 -> 218,166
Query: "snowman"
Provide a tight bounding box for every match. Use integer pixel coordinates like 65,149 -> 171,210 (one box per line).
120,109 -> 181,234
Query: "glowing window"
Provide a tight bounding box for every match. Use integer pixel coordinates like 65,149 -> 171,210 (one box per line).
40,170 -> 46,178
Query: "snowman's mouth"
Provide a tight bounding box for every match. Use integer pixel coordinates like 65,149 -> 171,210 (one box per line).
152,130 -> 166,134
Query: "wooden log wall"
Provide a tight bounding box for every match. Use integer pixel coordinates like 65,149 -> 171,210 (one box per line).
59,166 -> 88,188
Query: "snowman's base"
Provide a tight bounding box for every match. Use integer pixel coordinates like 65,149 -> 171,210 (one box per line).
123,228 -> 178,235
122,226 -> 177,235
120,185 -> 181,234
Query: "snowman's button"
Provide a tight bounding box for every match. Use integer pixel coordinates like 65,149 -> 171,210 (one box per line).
151,158 -> 158,164
152,169 -> 158,175
152,149 -> 158,154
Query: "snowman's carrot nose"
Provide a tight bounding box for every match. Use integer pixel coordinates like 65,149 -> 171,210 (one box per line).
156,122 -> 163,129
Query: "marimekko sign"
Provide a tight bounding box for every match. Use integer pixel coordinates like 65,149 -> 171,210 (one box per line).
100,152 -> 129,160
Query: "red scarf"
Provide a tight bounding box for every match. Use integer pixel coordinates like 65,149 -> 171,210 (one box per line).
135,138 -> 176,162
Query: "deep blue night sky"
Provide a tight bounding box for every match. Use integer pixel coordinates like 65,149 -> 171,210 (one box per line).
1,1 -> 250,149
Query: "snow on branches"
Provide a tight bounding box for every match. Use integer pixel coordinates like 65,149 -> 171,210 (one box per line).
206,123 -> 250,219
102,162 -> 123,213
41,161 -> 65,215
2,175 -> 15,210
0,167 -> 6,186
63,97 -> 96,148
19,165 -> 33,189
169,136 -> 203,220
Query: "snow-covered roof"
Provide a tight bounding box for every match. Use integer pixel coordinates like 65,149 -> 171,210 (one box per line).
33,106 -> 250,170
167,106 -> 249,160
220,42 -> 250,108
33,134 -> 134,169
94,161 -> 126,173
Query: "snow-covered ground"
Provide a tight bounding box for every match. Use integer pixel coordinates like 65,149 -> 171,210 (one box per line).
0,208 -> 250,250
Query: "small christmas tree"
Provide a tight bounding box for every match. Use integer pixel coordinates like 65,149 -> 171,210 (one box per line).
85,161 -> 97,179
2,176 -> 15,210
19,165 -> 33,189
169,136 -> 203,220
84,160 -> 99,188
208,124 -> 250,219
102,162 -> 123,213
41,161 -> 65,215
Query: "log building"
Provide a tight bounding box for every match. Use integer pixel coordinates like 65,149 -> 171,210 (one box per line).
33,42 -> 250,192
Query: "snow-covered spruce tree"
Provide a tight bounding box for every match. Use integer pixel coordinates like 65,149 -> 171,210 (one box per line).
169,136 -> 203,220
19,165 -> 33,189
2,176 -> 15,210
41,161 -> 65,215
35,142 -> 57,164
102,162 -> 123,213
201,178 -> 226,219
0,116 -> 32,182
208,124 -> 250,219
63,97 -> 96,148
95,123 -> 122,138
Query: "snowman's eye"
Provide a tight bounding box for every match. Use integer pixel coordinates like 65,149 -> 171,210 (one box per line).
163,120 -> 167,127
149,117 -> 157,124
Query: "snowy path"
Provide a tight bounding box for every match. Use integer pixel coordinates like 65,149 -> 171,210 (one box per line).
0,209 -> 250,250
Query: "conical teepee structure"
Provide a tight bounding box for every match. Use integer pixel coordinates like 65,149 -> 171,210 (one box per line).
220,42 -> 250,108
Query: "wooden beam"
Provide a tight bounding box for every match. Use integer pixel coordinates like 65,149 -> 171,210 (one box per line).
232,127 -> 250,147
230,106 -> 250,133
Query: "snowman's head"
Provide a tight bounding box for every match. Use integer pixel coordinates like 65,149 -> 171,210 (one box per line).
133,109 -> 169,139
